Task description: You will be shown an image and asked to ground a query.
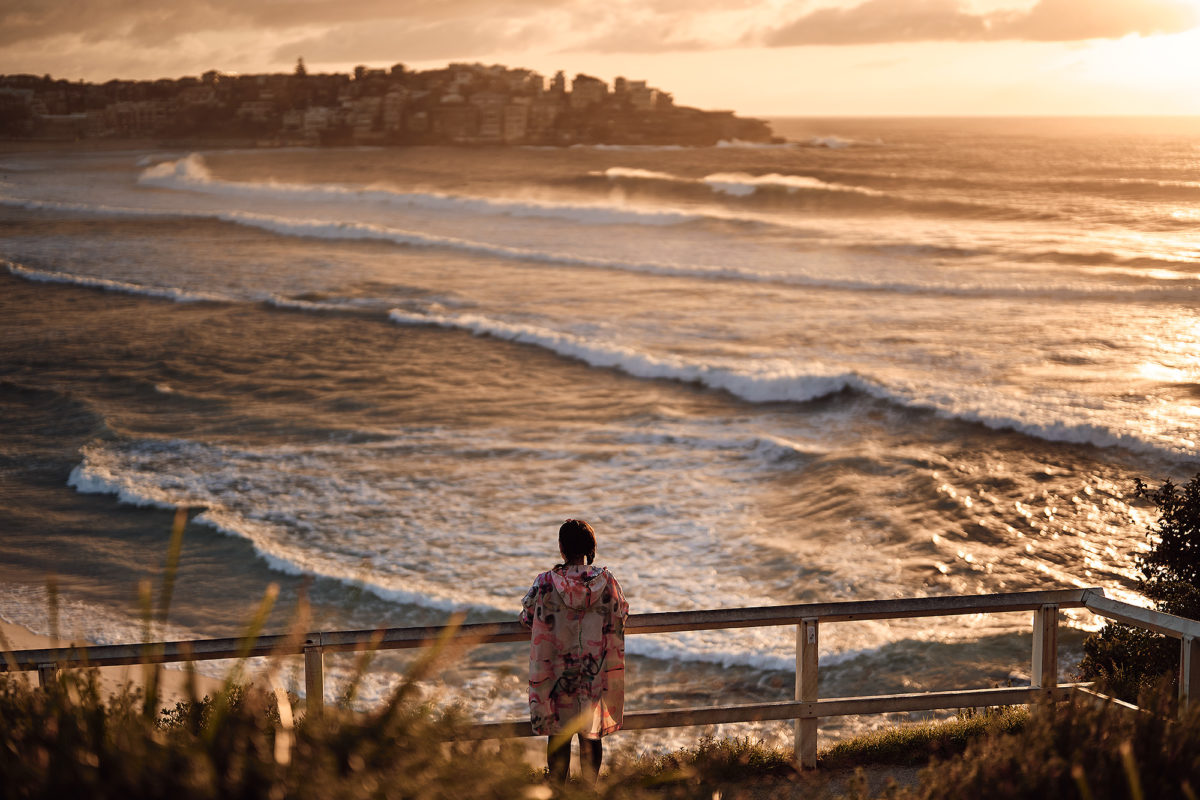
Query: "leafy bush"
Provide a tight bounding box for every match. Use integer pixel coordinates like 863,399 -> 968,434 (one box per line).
1078,623 -> 1179,704
1135,476 -> 1200,617
1079,474 -> 1200,701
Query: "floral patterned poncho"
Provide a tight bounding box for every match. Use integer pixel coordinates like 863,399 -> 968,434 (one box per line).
520,564 -> 629,738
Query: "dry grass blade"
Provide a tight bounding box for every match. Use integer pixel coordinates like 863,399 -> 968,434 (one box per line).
138,578 -> 160,716
1120,739 -> 1144,800
1071,763 -> 1095,800
156,507 -> 188,627
46,574 -> 59,645
341,627 -> 386,708
202,582 -> 279,742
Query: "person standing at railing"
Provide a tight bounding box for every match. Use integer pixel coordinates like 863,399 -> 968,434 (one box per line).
520,518 -> 629,786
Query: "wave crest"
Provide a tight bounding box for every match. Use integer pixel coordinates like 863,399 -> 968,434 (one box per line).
3,260 -> 226,303
138,154 -> 699,227
387,308 -> 1196,459
599,165 -> 886,198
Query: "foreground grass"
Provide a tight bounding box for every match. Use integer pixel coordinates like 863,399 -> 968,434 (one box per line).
818,707 -> 1028,769
615,709 -> 1028,794
3,668 -> 1199,800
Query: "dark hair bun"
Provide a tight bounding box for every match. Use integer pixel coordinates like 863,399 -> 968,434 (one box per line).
559,519 -> 597,564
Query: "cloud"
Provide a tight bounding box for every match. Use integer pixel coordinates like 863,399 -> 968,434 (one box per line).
568,7 -> 721,53
273,18 -> 540,64
4,0 -> 1198,78
572,30 -> 711,53
0,0 -> 569,48
1000,0 -> 1200,40
764,0 -> 990,46
763,0 -> 1200,46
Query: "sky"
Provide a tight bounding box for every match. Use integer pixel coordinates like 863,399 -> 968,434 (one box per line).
4,0 -> 1200,116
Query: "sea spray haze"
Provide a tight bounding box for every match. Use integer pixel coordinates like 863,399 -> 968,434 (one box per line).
0,116 -> 1197,748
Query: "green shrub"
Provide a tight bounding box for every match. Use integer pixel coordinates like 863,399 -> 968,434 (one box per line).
1079,474 -> 1200,701
1079,622 -> 1179,704
1135,476 -> 1200,618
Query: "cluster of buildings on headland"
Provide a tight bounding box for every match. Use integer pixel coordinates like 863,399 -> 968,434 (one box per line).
0,61 -> 776,147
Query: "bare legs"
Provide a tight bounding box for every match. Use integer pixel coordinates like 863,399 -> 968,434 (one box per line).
547,734 -> 603,785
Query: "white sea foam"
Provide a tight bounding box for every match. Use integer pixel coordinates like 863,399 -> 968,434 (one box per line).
4,194 -> 1168,297
140,208 -> 1101,300
714,139 -> 793,149
3,256 -> 381,311
3,259 -> 227,303
386,308 -> 1198,459
570,143 -> 687,151
138,154 -> 698,226
64,437 -> 854,671
262,294 -> 365,313
702,172 -> 885,197
66,442 -> 495,614
598,167 -> 680,182
600,164 -> 885,198
6,173 -> 1189,301
60,450 -> 940,676
9,246 -> 1183,459
387,308 -> 876,404
807,136 -> 850,149
802,136 -> 883,149
0,194 -> 181,218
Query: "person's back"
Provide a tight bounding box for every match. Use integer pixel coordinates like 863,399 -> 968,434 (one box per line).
520,519 -> 628,784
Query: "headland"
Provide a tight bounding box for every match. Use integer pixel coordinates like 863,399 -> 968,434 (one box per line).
0,61 -> 777,148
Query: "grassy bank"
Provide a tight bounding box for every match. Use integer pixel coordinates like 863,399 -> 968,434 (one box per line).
4,664 -> 1197,799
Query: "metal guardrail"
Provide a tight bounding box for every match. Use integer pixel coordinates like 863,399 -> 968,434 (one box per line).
5,587 -> 1199,768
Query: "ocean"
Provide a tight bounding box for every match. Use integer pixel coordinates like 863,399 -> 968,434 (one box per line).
1,116 -> 1197,750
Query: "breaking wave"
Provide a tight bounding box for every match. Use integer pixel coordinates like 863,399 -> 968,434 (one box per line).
599,165 -> 886,198
138,154 -> 699,226
702,172 -> 886,197
2,259 -> 227,303
387,308 -> 1197,459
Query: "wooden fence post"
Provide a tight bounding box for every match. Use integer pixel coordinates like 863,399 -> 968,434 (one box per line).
304,634 -> 324,719
1180,635 -> 1199,713
795,618 -> 819,769
37,663 -> 56,688
1031,604 -> 1058,702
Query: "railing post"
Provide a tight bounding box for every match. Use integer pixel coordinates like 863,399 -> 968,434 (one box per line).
1031,604 -> 1059,701
37,663 -> 56,688
1180,636 -> 1200,713
795,618 -> 819,769
304,634 -> 324,719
